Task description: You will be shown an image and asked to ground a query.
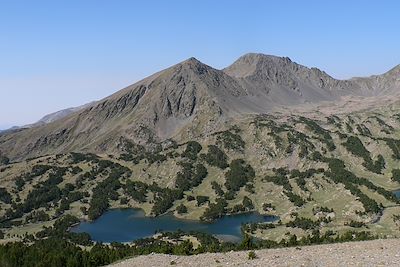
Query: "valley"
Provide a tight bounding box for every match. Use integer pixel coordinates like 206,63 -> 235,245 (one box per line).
2,99 -> 400,244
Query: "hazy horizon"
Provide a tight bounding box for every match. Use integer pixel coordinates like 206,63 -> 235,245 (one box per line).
1,0 -> 400,129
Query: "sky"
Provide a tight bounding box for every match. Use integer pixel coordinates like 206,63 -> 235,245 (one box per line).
1,0 -> 400,129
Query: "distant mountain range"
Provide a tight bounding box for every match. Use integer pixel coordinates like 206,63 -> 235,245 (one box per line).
1,53 -> 399,160
0,102 -> 96,133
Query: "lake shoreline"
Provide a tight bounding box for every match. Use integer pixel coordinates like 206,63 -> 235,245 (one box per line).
71,208 -> 278,243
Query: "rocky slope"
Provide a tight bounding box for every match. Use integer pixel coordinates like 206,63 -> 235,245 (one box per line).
1,53 -> 400,161
109,238 -> 400,267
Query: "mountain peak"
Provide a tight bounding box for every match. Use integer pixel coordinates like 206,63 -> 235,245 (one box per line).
223,53 -> 297,78
179,57 -> 206,68
171,57 -> 214,77
237,53 -> 291,63
186,56 -> 200,62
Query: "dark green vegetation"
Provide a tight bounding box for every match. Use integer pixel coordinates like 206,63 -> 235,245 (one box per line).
342,136 -> 385,174
150,185 -> 183,216
317,156 -> 399,213
201,198 -> 227,221
211,181 -> 224,197
231,196 -> 254,213
286,217 -> 320,230
0,225 -> 378,267
124,181 -> 148,203
286,131 -> 315,158
356,124 -> 372,136
225,159 -> 255,194
248,251 -> 257,260
118,141 -> 167,165
215,128 -> 245,151
175,162 -> 208,191
176,204 -> 187,214
391,169 -> 400,183
181,141 -> 202,160
0,164 -> 86,227
264,168 -> 311,207
0,187 -> 12,204
3,112 -> 400,266
381,137 -> 400,159
196,195 -> 209,206
201,145 -> 229,169
87,161 -> 131,220
297,117 -> 336,151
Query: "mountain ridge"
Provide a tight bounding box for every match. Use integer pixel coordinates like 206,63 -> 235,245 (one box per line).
1,53 -> 399,160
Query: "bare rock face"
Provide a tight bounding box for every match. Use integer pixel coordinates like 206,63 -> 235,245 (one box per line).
1,53 -> 399,160
224,53 -> 354,104
350,64 -> 400,96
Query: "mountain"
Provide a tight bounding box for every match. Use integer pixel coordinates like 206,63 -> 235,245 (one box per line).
0,53 -> 399,160
350,64 -> 400,96
32,102 -> 97,126
0,102 -> 96,135
3,53 -> 400,253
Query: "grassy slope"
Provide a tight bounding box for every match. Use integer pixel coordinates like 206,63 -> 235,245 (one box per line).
2,104 -> 400,243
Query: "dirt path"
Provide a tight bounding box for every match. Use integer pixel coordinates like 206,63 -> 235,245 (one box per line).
108,238 -> 400,267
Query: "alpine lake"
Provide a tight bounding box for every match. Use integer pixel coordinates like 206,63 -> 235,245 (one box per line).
71,208 -> 278,243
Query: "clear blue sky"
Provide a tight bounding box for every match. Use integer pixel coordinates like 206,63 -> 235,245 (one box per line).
1,0 -> 400,129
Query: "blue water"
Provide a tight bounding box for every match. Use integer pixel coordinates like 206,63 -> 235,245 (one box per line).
394,189 -> 400,199
71,209 -> 277,243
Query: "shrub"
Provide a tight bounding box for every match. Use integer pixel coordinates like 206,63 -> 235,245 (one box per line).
248,251 -> 257,260
287,217 -> 319,230
242,196 -> 254,210
216,130 -> 245,151
186,195 -> 195,201
381,138 -> 400,159
176,204 -> 188,214
151,187 -> 183,216
124,181 -> 148,203
225,159 -> 255,193
346,220 -> 365,228
298,117 -> 335,151
201,198 -> 227,222
202,145 -> 228,169
175,163 -> 208,191
342,136 -> 384,174
0,188 -> 12,204
196,196 -> 209,206
211,181 -> 224,197
181,141 -> 202,160
392,169 -> 400,183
